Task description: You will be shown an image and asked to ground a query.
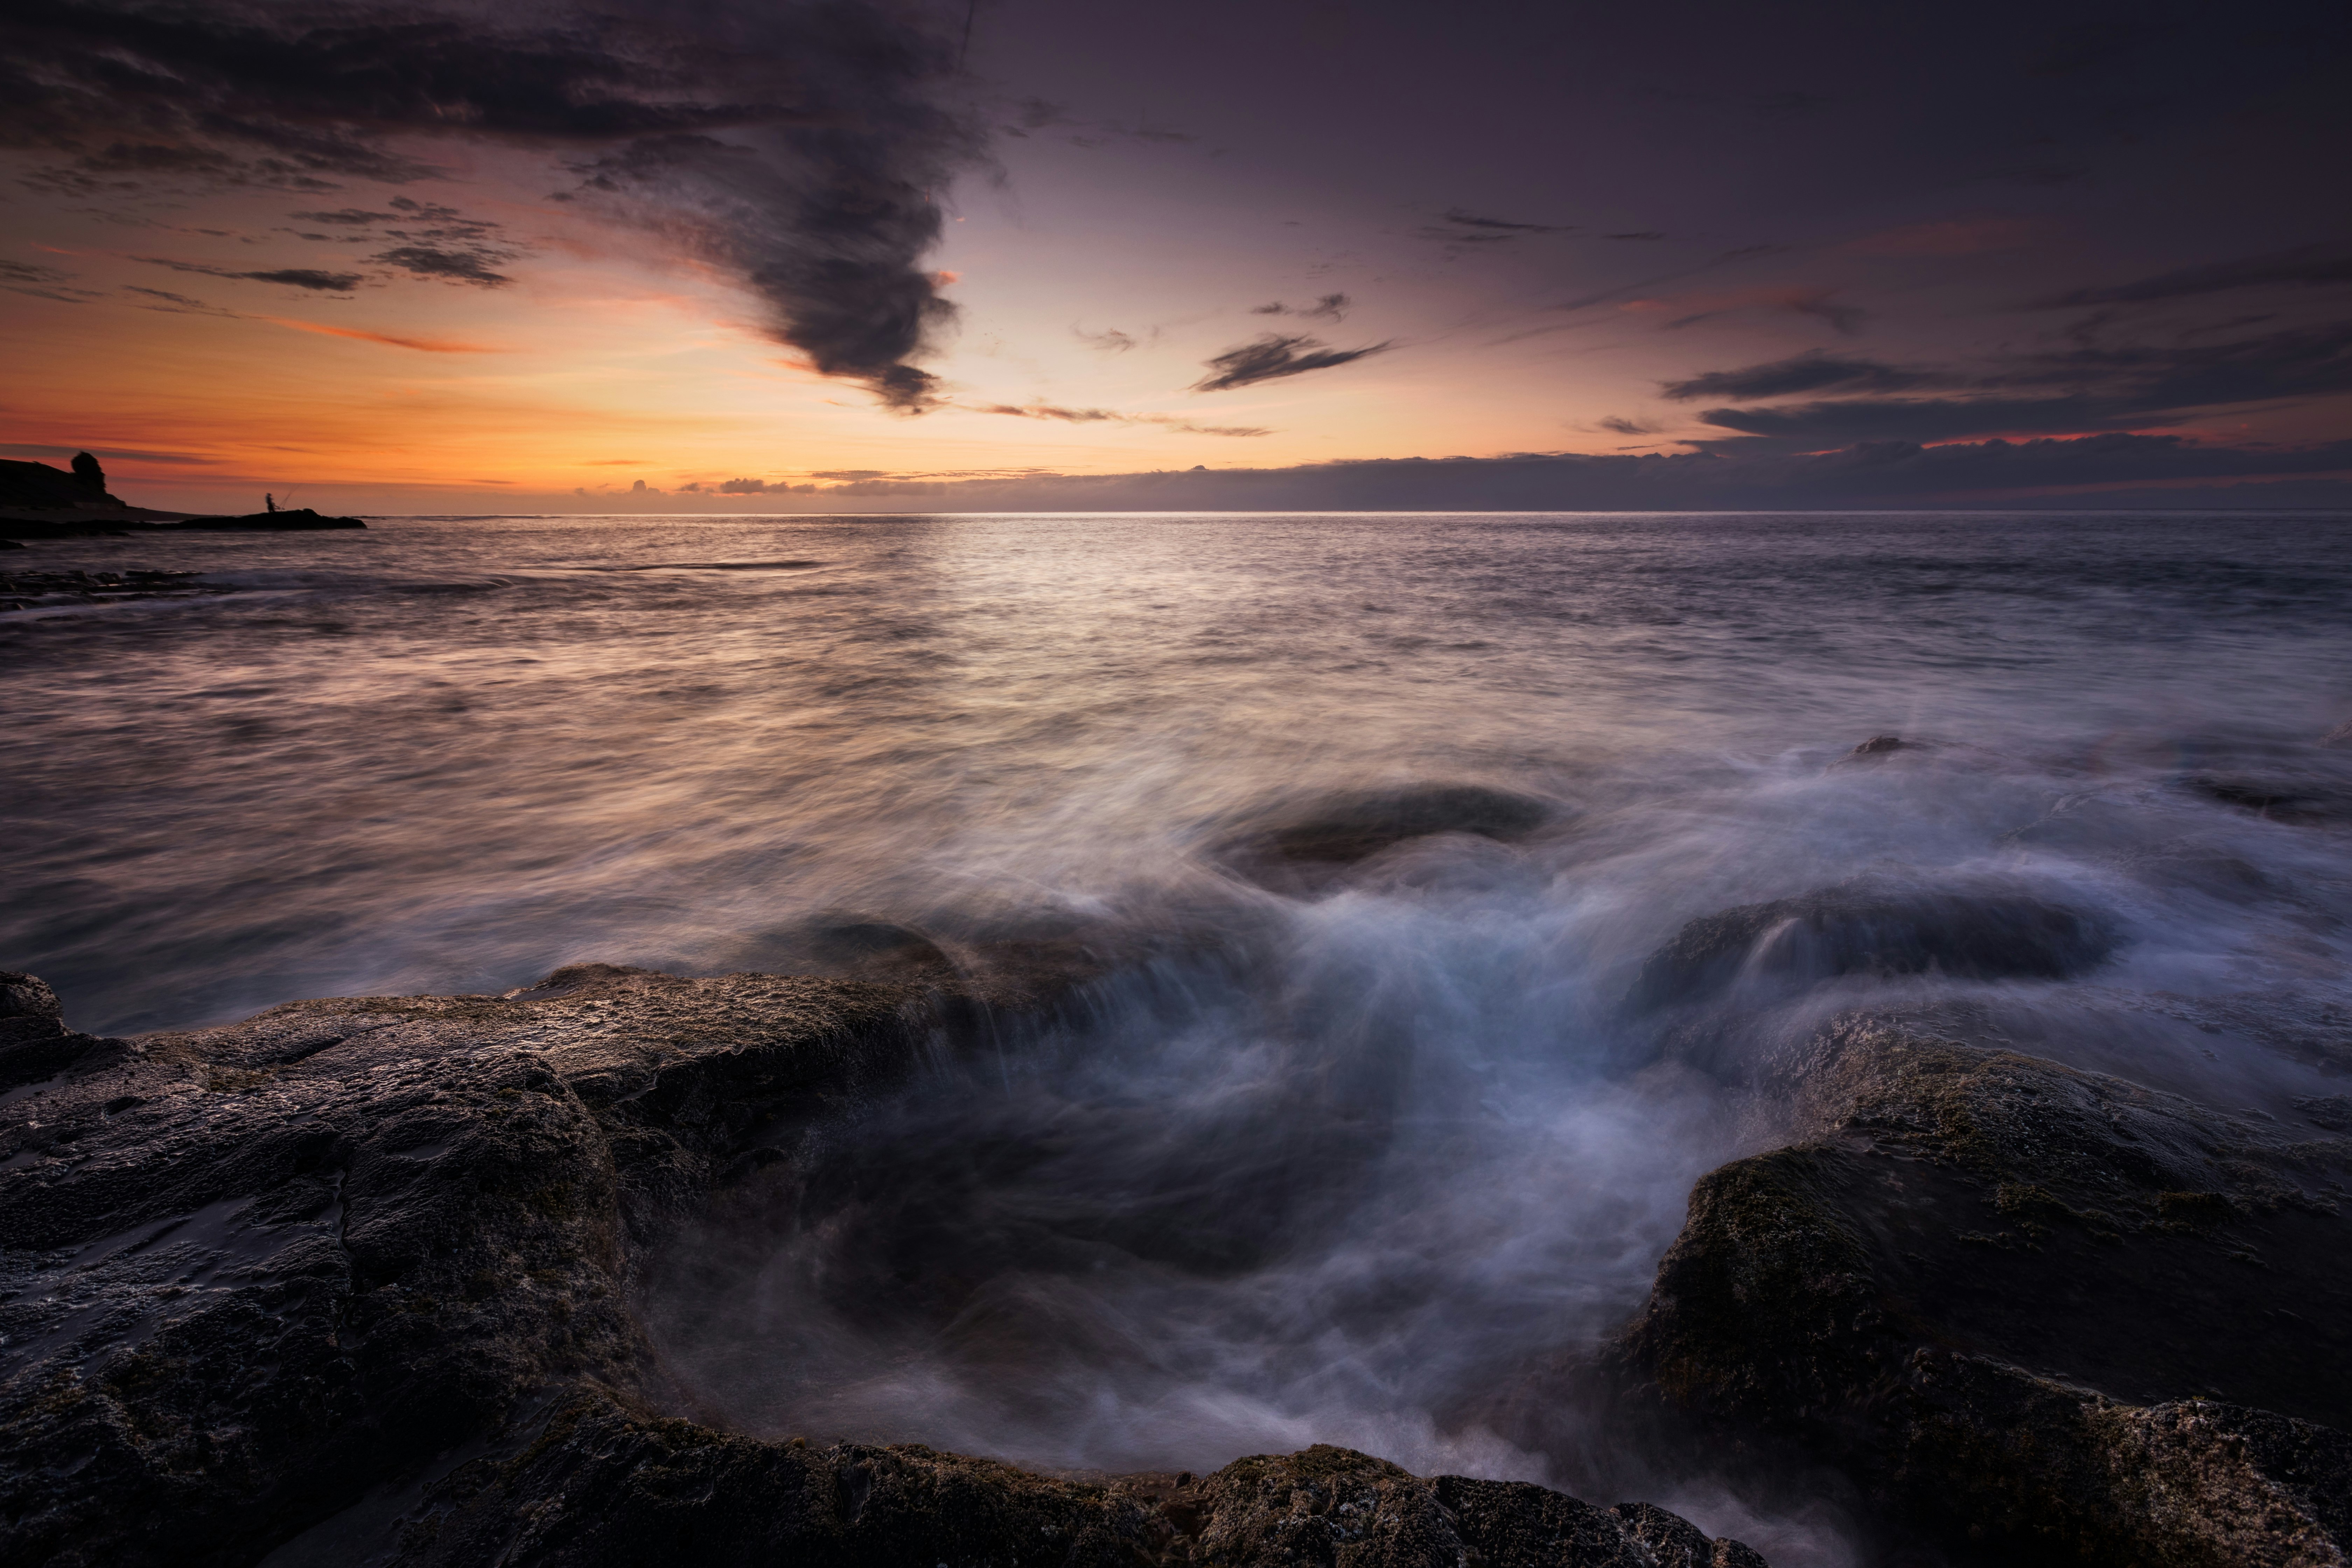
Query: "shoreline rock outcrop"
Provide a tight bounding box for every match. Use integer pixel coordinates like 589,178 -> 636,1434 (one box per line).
0,964 -> 1763,1567
1620,1016 -> 2352,1565
10,948 -> 2349,1566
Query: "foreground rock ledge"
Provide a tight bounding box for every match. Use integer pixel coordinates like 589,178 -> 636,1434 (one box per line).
0,967 -> 1763,1567
1621,1017 -> 2352,1567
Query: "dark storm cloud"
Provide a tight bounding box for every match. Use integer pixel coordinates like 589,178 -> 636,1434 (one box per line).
1193,333 -> 1392,392
0,0 -> 983,409
1251,293 -> 1350,321
1660,353 -> 1949,401
2029,246 -> 2352,308
135,257 -> 363,292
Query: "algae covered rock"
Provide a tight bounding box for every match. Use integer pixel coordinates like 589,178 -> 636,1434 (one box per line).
1622,1016 -> 2352,1564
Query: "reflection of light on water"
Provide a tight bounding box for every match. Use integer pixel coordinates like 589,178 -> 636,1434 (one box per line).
9,511 -> 2352,1564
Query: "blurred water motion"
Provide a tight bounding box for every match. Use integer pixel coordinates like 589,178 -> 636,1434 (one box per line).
7,510 -> 2352,1561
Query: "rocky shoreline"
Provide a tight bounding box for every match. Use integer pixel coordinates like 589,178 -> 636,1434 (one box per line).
2,924 -> 2347,1564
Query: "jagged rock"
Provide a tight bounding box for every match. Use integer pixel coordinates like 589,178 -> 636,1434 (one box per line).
1629,883 -> 2114,1009
369,1408 -> 1763,1568
1620,1017 -> 2352,1564
0,455 -> 124,512
0,966 -> 1758,1567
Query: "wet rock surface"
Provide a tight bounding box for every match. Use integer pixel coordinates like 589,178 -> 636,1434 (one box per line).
382,1417 -> 1764,1568
1621,1015 -> 2352,1565
1630,884 -> 2115,1010
0,568 -> 230,612
0,965 -> 1759,1567
1215,784 -> 1557,894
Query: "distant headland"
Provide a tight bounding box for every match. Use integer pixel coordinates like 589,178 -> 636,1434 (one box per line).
0,452 -> 364,542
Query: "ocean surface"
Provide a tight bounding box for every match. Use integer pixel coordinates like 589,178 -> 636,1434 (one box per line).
8,510 -> 2352,1560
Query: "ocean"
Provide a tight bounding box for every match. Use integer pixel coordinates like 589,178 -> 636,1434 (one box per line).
7,509 -> 2352,1558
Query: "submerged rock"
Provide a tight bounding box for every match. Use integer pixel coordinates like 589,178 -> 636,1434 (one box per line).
1620,1016 -> 2352,1564
1629,883 -> 2114,1009
1216,783 -> 1557,892
1825,734 -> 1931,769
0,966 -> 1757,1567
2180,772 -> 2352,825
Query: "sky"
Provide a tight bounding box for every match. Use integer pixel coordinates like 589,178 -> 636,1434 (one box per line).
4,0 -> 2351,512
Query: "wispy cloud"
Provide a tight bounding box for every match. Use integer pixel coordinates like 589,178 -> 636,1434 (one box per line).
1251,293 -> 1351,321
1075,326 -> 1143,352
2028,246 -> 2352,308
967,402 -> 1270,436
263,318 -> 503,353
137,258 -> 363,293
1192,333 -> 1392,392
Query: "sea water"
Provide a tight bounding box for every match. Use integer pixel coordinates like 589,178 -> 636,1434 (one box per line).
7,510 -> 2351,1560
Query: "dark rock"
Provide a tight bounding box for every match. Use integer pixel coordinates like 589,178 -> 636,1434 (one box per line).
1630,883 -> 2115,1009
0,569 -> 226,612
2181,773 -> 2352,825
157,508 -> 366,532
1826,734 -> 1931,769
1620,1016 -> 2352,1563
0,966 -> 1752,1567
1216,783 -> 1556,891
366,1412 -> 1764,1568
0,455 -> 125,512
2294,1094 -> 2352,1132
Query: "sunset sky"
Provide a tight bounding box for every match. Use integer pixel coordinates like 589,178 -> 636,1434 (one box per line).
5,0 -> 2350,512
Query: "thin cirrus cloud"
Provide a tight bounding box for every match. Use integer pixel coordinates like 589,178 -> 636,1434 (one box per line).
135,258 -> 363,293
968,403 -> 1270,437
1418,209 -> 1573,246
1252,293 -> 1350,321
262,318 -> 504,354
2026,245 -> 2352,308
1628,286 -> 1867,336
1192,333 -> 1392,392
0,0 -> 986,410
